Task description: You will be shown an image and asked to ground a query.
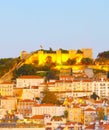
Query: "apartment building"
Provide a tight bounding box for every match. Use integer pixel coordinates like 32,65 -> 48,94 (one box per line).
17,99 -> 36,116
92,79 -> 109,97
32,104 -> 65,117
0,96 -> 17,111
84,108 -> 96,126
16,75 -> 44,88
68,105 -> 84,123
0,82 -> 14,96
22,87 -> 40,100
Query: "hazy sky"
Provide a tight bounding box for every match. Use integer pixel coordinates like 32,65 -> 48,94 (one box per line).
0,0 -> 109,58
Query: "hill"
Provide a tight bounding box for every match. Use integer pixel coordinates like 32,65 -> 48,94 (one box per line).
0,49 -> 109,83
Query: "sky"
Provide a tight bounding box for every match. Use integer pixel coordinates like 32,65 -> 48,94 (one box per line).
0,0 -> 109,59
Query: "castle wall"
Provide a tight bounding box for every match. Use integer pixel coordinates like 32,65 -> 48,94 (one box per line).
24,48 -> 93,65
0,128 -> 45,130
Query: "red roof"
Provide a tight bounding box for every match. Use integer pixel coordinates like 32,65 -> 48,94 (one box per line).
52,117 -> 62,121
85,108 -> 96,112
40,82 -> 55,85
31,86 -> 39,89
47,82 -> 55,85
31,115 -> 44,119
73,90 -> 91,92
94,100 -> 103,104
0,82 -> 14,84
85,124 -> 94,129
18,75 -> 43,79
34,104 -> 55,107
80,104 -> 88,107
66,122 -> 82,125
102,124 -> 109,130
18,99 -> 35,102
60,76 -> 73,78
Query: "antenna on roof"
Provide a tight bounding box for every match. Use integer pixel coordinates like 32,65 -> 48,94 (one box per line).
40,44 -> 43,49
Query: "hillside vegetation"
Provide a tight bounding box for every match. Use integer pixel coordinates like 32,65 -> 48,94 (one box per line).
0,49 -> 109,82
0,57 -> 20,77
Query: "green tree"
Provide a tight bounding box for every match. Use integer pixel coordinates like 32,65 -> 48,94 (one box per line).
90,92 -> 99,100
66,58 -> 76,65
95,51 -> 109,65
97,51 -> 109,59
35,65 -> 50,71
0,57 -> 20,76
13,64 -> 37,78
64,110 -> 68,118
45,56 -> 56,68
107,72 -> 109,78
97,108 -> 104,120
42,88 -> 59,104
81,58 -> 93,65
95,57 -> 106,65
46,70 -> 59,81
76,49 -> 83,54
46,56 -> 52,64
59,48 -> 68,53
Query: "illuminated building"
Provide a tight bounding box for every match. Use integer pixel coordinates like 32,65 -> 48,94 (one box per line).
21,48 -> 92,66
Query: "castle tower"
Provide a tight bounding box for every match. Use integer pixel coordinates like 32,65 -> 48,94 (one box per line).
20,51 -> 29,60
82,48 -> 93,59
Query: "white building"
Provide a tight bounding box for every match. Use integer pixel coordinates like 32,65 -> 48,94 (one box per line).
32,104 -> 66,117
16,75 -> 44,88
54,79 -> 93,97
92,79 -> 109,97
22,87 -> 40,100
0,96 -> 17,112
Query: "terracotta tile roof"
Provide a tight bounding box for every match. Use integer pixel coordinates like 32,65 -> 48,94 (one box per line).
40,82 -> 47,85
1,96 -> 16,99
85,108 -> 96,111
66,122 -> 82,125
73,90 -> 91,92
33,104 -> 55,107
82,79 -> 92,82
46,122 -> 52,125
31,86 -> 39,89
55,80 -> 63,83
102,124 -> 109,130
53,91 -> 72,93
52,117 -> 62,121
85,124 -> 94,129
73,105 -> 80,108
94,100 -> 103,103
80,104 -> 88,107
64,80 -> 72,82
72,80 -> 80,82
31,115 -> 44,119
40,82 -> 54,85
72,79 -> 92,82
96,107 -> 104,111
47,82 -> 55,85
0,82 -> 14,84
18,99 -> 35,102
67,98 -> 74,102
60,76 -> 73,78
18,75 -> 43,79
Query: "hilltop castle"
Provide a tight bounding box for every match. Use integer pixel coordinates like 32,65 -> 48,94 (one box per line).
20,48 -> 93,65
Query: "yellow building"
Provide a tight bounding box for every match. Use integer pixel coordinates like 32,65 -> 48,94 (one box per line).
0,82 -> 14,96
0,96 -> 17,111
68,105 -> 84,123
84,108 -> 96,126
